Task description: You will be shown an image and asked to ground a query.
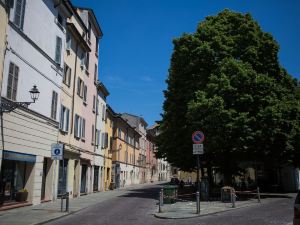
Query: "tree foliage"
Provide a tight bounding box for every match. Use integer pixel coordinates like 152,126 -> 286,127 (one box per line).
157,9 -> 300,180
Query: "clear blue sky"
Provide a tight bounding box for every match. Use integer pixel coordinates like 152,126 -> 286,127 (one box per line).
73,0 -> 300,126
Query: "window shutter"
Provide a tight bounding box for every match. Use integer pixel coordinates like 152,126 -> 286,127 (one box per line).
80,52 -> 85,67
67,67 -> 71,86
12,65 -> 18,100
92,95 -> 95,111
65,108 -> 69,132
92,125 -> 95,144
94,64 -> 97,82
85,53 -> 89,69
101,133 -> 105,148
77,78 -> 80,95
59,105 -> 64,130
55,36 -> 62,65
51,91 -> 58,120
105,133 -> 108,148
81,118 -> 85,139
74,115 -> 78,137
14,0 -> 22,28
83,85 -> 87,102
20,0 -> 26,30
66,33 -> 71,50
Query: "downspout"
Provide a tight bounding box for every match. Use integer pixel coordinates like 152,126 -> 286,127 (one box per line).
70,42 -> 78,134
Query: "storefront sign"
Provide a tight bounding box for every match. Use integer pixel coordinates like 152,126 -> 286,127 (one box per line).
3,150 -> 36,163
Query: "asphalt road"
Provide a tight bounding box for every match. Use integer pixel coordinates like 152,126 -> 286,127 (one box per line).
44,184 -> 294,225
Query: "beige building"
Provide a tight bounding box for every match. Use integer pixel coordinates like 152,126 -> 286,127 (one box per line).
58,3 -> 92,198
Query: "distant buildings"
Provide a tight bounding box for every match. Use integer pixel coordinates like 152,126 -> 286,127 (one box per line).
0,0 -> 171,209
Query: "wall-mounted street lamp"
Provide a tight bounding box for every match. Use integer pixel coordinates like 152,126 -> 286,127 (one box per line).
0,85 -> 40,114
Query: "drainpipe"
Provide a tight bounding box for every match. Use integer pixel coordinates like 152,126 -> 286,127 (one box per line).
70,42 -> 78,134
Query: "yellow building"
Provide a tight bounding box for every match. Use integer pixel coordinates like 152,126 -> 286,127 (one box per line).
111,114 -> 141,188
0,0 -> 8,93
103,105 -> 114,190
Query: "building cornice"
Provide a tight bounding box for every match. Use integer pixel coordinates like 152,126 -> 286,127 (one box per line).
96,81 -> 109,97
76,7 -> 103,38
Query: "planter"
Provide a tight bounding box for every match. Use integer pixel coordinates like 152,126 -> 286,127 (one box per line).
15,192 -> 28,202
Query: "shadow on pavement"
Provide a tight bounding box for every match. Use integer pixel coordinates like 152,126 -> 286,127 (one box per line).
118,186 -> 162,200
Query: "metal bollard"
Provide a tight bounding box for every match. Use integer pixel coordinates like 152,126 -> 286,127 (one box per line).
257,187 -> 261,203
196,191 -> 200,214
60,194 -> 64,212
159,190 -> 163,213
65,192 -> 69,212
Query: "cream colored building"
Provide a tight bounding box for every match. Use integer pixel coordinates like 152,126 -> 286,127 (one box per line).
58,4 -> 92,198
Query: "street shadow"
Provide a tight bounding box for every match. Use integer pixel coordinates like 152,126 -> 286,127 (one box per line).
118,186 -> 163,200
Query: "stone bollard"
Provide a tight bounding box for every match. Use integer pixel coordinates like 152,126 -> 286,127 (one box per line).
257,187 -> 261,203
65,192 -> 69,212
159,190 -> 163,213
231,189 -> 236,208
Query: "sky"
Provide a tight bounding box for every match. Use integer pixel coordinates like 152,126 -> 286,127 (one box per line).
73,0 -> 300,126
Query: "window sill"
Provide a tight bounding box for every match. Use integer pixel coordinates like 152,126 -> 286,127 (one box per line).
81,138 -> 86,142
85,69 -> 89,76
83,101 -> 87,106
63,82 -> 70,88
60,129 -> 68,134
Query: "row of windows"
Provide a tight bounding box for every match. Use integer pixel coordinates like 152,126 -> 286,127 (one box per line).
12,0 -> 99,74
117,128 -> 138,147
59,104 -> 108,148
6,62 -> 105,123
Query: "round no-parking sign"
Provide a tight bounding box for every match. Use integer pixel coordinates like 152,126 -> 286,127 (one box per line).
192,131 -> 205,144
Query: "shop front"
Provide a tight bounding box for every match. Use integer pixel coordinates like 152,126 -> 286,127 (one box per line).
0,150 -> 36,205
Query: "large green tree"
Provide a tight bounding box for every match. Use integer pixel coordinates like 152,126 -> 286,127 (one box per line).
157,9 -> 300,183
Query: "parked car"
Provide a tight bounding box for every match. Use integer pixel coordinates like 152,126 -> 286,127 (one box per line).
170,177 -> 179,185
294,190 -> 300,225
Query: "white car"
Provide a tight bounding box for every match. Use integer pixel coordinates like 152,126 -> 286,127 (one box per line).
294,190 -> 300,225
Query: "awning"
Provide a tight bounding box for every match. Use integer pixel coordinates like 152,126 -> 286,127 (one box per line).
3,150 -> 36,163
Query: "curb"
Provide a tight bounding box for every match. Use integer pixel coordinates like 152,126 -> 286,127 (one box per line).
153,201 -> 264,219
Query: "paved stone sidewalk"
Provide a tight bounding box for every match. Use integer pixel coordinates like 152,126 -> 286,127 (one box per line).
0,182 -> 163,225
153,198 -> 286,219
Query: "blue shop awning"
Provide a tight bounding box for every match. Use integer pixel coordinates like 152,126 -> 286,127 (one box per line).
3,150 -> 36,163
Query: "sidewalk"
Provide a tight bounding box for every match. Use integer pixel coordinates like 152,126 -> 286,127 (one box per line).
0,182 -> 163,225
0,185 -> 295,224
153,195 -> 294,219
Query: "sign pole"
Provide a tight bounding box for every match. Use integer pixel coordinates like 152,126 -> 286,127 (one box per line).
192,130 -> 205,215
197,154 -> 200,213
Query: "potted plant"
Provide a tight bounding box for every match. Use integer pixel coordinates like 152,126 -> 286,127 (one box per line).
15,188 -> 28,202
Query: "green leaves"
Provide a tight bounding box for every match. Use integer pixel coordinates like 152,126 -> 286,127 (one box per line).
157,9 -> 300,176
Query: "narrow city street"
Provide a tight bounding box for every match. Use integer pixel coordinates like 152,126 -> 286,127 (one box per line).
43,184 -> 294,225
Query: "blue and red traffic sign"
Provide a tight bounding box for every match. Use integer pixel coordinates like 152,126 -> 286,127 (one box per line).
192,131 -> 205,144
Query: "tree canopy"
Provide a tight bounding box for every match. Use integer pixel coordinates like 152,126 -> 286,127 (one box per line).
157,9 -> 300,181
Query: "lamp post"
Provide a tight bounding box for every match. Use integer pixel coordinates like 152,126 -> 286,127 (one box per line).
0,85 -> 40,204
0,85 -> 40,114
